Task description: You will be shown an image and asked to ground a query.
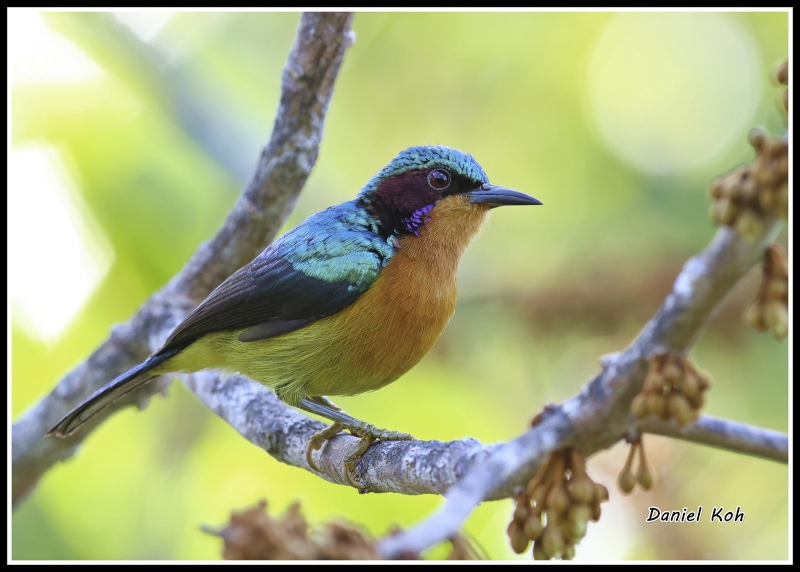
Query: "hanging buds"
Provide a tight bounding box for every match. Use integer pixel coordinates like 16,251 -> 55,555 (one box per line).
617,438 -> 654,495
507,448 -> 608,560
617,442 -> 637,493
745,244 -> 789,340
708,127 -> 788,232
631,354 -> 711,425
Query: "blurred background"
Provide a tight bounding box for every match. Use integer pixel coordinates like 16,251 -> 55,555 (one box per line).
10,10 -> 788,561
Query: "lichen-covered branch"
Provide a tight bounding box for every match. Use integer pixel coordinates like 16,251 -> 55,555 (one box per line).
181,364 -> 786,499
376,222 -> 785,559
11,12 -> 355,509
638,415 -> 787,463
181,371 -> 503,492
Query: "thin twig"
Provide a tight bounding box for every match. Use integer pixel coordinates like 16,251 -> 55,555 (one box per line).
638,415 -> 788,463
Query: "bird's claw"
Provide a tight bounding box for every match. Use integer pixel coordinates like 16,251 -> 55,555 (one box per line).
342,424 -> 415,489
305,421 -> 415,489
343,435 -> 376,489
306,422 -> 345,473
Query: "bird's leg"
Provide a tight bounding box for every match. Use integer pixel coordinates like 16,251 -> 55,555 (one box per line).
305,395 -> 348,473
299,397 -> 415,489
308,395 -> 344,411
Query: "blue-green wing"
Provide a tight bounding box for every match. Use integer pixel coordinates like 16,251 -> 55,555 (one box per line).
159,204 -> 394,351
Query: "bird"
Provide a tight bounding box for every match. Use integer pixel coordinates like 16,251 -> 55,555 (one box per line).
48,145 -> 542,487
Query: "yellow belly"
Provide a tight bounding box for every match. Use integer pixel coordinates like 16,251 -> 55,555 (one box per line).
159,196 -> 489,406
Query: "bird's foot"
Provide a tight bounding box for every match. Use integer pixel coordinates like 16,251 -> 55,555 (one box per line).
341,423 -> 415,489
298,397 -> 414,489
304,420 -> 414,489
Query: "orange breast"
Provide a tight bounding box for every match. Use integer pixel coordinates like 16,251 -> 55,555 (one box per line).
300,195 -> 491,397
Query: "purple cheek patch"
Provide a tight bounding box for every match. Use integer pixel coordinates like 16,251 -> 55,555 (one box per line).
401,204 -> 434,236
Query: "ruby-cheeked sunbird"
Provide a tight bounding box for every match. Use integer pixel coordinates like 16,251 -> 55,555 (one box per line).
49,145 -> 542,487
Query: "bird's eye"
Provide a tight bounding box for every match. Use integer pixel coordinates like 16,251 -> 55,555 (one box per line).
427,169 -> 451,191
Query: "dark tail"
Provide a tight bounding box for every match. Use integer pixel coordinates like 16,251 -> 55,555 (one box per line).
47,348 -> 182,438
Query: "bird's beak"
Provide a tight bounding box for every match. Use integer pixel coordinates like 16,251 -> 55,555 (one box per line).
465,184 -> 543,208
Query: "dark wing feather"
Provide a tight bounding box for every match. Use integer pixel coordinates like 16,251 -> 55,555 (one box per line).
159,207 -> 393,352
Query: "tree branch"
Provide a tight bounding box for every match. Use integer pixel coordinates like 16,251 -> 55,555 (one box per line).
179,362 -> 786,555
376,221 -> 785,559
167,340 -> 790,496
181,371 -> 503,492
638,415 -> 787,463
11,12 -> 355,509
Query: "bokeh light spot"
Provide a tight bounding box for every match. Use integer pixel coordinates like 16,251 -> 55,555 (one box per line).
8,10 -> 105,85
10,145 -> 115,343
587,13 -> 762,175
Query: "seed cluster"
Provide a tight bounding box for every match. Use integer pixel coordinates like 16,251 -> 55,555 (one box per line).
207,500 -> 481,560
631,354 -> 711,426
506,449 -> 609,560
708,130 -> 788,236
617,438 -> 653,494
746,243 -> 788,340
205,500 -> 380,560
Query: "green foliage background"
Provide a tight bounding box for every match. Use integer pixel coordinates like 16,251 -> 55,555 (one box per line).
11,11 -> 788,560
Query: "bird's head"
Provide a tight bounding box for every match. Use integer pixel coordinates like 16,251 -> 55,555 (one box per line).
359,145 -> 541,239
